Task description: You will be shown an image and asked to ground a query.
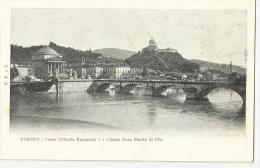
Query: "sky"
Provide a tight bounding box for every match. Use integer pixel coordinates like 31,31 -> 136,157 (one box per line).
11,9 -> 247,67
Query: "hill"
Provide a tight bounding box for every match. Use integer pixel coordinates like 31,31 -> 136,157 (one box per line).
93,48 -> 136,60
191,59 -> 246,75
11,42 -> 122,64
11,45 -> 44,63
125,51 -> 199,73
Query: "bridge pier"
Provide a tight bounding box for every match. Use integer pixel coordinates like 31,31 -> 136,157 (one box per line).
115,85 -> 123,93
151,86 -> 160,96
183,87 -> 208,101
88,83 -> 99,92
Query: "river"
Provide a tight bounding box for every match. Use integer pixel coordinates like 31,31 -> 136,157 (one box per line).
10,88 -> 245,137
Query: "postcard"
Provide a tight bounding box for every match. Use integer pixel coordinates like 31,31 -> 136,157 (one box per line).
0,0 -> 255,161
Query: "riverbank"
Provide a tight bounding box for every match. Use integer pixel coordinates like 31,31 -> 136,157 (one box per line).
11,79 -> 95,94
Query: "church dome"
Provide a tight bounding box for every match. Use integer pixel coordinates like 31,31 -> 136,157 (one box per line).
34,46 -> 61,56
32,46 -> 63,61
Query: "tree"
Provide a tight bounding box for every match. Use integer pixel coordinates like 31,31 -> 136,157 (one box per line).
10,65 -> 19,81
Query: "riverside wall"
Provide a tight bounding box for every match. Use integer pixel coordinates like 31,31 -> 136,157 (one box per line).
48,79 -> 94,93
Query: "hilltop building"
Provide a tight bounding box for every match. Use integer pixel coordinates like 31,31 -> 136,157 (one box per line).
31,46 -> 66,79
142,38 -> 158,53
142,38 -> 177,54
158,48 -> 177,54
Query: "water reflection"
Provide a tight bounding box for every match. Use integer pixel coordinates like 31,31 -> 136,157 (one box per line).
147,104 -> 157,124
10,88 -> 245,135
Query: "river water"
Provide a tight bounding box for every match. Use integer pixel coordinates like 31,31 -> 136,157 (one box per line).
10,88 -> 245,137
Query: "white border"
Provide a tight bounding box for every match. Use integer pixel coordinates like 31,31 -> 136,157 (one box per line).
0,0 -> 257,165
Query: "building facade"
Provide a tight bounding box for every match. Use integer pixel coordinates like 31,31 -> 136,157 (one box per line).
103,65 -> 130,79
10,63 -> 34,77
31,46 -> 66,79
86,66 -> 104,79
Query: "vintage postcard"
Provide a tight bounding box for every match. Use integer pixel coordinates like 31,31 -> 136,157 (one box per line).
0,0 -> 255,161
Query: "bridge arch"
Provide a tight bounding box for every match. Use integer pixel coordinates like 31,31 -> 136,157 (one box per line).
153,85 -> 185,97
196,85 -> 246,104
122,84 -> 138,94
96,83 -> 111,92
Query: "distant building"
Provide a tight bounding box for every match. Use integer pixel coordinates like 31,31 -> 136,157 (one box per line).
130,68 -> 143,74
120,68 -> 143,79
66,68 -> 78,79
142,38 -> 177,54
187,72 -> 204,81
10,62 -> 34,77
164,72 -> 185,80
158,48 -> 177,54
212,73 -> 228,81
65,62 -> 83,79
103,64 -> 130,79
86,66 -> 104,79
199,66 -> 209,72
31,46 -> 66,79
228,72 -> 242,82
66,62 -> 82,69
142,38 -> 158,53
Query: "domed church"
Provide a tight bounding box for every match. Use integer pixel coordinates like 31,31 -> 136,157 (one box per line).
141,38 -> 177,55
31,46 -> 66,79
142,38 -> 158,53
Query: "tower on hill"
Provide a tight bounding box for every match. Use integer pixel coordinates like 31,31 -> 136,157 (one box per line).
142,38 -> 158,53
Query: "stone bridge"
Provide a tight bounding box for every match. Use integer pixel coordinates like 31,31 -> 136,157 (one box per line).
91,79 -> 246,104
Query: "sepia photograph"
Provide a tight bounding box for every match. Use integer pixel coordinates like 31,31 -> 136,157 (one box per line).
0,0 -> 255,162
10,9 -> 247,136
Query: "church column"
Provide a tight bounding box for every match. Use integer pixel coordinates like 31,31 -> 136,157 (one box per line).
57,63 -> 59,75
57,63 -> 59,74
46,62 -> 48,74
43,62 -> 45,74
54,63 -> 56,75
50,62 -> 53,76
48,63 -> 50,74
53,62 -> 55,75
56,63 -> 58,74
56,63 -> 58,75
58,63 -> 60,74
63,63 -> 65,74
45,62 -> 48,73
48,62 -> 49,74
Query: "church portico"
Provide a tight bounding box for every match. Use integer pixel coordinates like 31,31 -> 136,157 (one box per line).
44,61 -> 65,76
31,46 -> 66,79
